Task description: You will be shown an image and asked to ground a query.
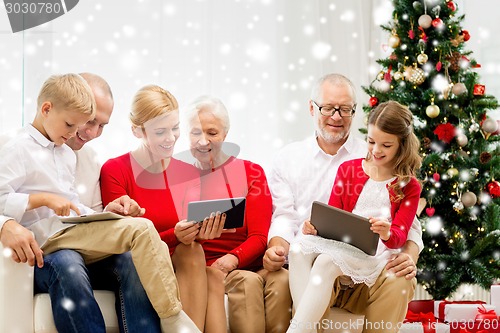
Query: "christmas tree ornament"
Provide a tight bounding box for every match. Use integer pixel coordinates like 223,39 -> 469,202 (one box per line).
388,33 -> 401,48
377,71 -> 385,81
432,18 -> 444,29
486,180 -> 500,199
433,172 -> 441,182
418,14 -> 432,29
425,207 -> 435,217
447,167 -> 459,177
368,96 -> 379,107
473,84 -> 485,96
479,152 -> 492,164
409,67 -> 425,85
448,51 -> 462,72
469,122 -> 480,133
426,103 -> 440,118
452,82 -> 467,95
482,118 -> 499,133
447,1 -> 456,12
412,1 -> 422,11
434,122 -> 456,143
456,134 -> 468,147
417,52 -> 428,65
461,191 -> 477,207
460,30 -> 471,41
453,201 -> 464,212
436,61 -> 442,71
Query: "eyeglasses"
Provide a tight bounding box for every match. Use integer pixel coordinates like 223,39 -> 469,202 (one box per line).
312,100 -> 356,118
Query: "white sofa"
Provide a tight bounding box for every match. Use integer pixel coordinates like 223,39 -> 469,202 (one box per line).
1,241 -> 364,333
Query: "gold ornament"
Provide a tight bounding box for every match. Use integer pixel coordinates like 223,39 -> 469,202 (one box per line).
409,67 -> 425,85
388,34 -> 401,48
447,168 -> 459,177
377,71 -> 385,81
393,71 -> 403,80
426,103 -> 440,118
417,53 -> 428,65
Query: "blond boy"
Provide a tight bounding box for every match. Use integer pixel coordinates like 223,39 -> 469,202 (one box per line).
0,73 -> 199,333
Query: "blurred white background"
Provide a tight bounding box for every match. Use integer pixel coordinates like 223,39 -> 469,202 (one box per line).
0,0 -> 498,172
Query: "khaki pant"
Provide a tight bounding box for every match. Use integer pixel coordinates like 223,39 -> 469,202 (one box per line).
42,217 -> 181,318
329,268 -> 417,333
225,268 -> 292,333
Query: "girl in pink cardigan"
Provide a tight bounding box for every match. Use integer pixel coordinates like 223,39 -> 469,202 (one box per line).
287,101 -> 422,333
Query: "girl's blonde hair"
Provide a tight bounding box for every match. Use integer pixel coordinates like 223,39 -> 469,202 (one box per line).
129,85 -> 178,127
367,101 -> 421,201
37,73 -> 96,117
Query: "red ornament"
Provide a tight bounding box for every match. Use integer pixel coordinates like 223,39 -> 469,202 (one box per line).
460,30 -> 471,41
432,18 -> 444,29
433,173 -> 440,182
433,123 -> 456,144
436,61 -> 442,71
426,207 -> 435,217
447,1 -> 456,11
487,181 -> 500,199
369,96 -> 379,107
473,84 -> 485,96
408,30 -> 415,39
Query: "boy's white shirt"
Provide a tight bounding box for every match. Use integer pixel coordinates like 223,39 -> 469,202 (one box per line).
0,125 -> 94,246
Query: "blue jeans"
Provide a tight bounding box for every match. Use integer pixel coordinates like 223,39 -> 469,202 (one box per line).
34,249 -> 161,333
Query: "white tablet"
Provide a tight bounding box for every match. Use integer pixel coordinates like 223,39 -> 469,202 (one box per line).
60,212 -> 124,223
187,197 -> 246,229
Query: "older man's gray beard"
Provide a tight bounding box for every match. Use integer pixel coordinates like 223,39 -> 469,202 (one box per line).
318,128 -> 348,144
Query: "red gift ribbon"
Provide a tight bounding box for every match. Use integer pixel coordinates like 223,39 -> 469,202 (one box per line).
404,310 -> 437,333
475,304 -> 498,320
438,300 -> 486,322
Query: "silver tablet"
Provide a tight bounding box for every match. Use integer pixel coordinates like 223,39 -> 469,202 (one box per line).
310,201 -> 379,256
60,212 -> 124,223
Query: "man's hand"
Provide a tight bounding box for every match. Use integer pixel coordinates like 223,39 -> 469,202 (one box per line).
0,219 -> 43,267
386,252 -> 417,280
105,195 -> 145,216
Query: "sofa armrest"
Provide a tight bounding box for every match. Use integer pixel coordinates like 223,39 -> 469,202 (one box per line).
0,242 -> 34,333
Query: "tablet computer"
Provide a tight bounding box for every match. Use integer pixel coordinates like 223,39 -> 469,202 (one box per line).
60,212 -> 124,224
188,197 -> 246,229
310,201 -> 379,256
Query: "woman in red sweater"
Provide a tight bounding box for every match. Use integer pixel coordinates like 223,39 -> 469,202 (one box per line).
287,101 -> 422,332
186,95 -> 279,333
100,85 -> 226,332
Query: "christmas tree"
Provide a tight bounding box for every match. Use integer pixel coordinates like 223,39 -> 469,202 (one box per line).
362,0 -> 500,300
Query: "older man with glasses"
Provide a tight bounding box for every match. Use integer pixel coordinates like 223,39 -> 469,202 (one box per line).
264,73 -> 423,332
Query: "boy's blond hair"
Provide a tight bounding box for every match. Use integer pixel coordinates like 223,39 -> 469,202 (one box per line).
37,73 -> 96,118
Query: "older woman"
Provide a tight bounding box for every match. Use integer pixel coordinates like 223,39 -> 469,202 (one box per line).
100,85 -> 227,332
185,96 -> 291,333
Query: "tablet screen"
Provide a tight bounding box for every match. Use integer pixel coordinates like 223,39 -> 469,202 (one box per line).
187,197 -> 246,229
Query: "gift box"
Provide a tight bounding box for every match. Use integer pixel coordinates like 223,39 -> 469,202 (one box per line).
401,309 -> 449,333
434,301 -> 496,322
409,300 -> 436,314
491,285 -> 500,310
448,320 -> 500,333
399,322 -> 449,333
